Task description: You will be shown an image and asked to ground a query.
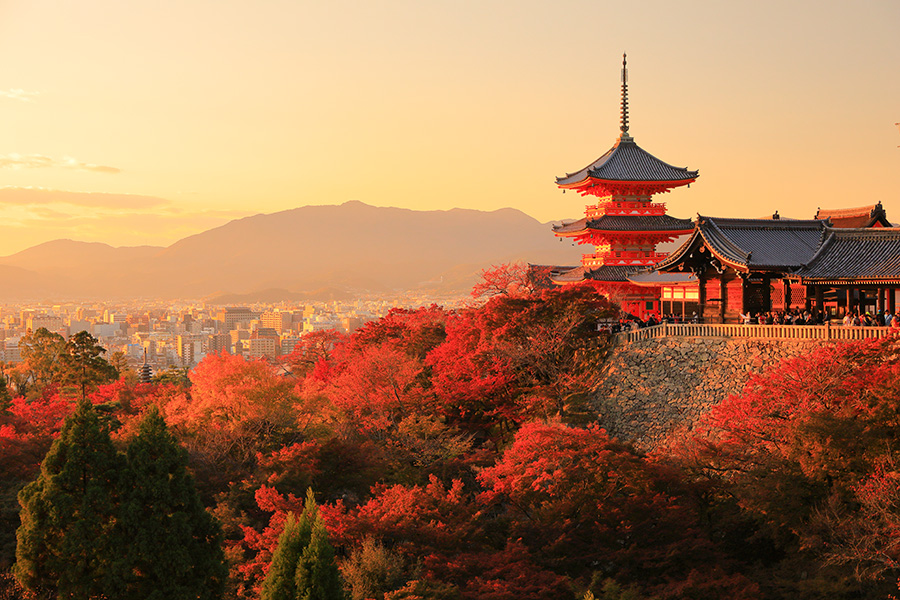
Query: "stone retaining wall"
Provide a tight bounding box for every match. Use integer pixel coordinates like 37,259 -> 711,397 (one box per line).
592,337 -> 820,448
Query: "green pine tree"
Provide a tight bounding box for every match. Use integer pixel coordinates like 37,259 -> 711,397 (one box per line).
261,489 -> 345,600
0,372 -> 11,415
59,331 -> 119,400
261,512 -> 313,600
14,398 -> 125,599
296,507 -> 344,600
116,405 -> 226,600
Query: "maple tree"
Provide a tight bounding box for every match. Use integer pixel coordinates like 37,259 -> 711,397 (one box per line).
470,262 -> 539,300
165,351 -> 301,472
673,336 -> 900,597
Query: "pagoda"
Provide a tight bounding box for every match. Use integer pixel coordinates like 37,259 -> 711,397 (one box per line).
551,55 -> 697,317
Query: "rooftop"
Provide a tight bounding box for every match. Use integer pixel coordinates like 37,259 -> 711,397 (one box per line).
556,138 -> 699,187
791,228 -> 900,283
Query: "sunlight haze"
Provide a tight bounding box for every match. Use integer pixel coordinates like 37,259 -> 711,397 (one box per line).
0,0 -> 897,255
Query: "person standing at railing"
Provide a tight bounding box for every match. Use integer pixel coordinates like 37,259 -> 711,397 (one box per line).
886,312 -> 894,328
892,312 -> 900,331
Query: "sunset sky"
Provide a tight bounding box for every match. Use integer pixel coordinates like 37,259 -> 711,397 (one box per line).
0,0 -> 898,256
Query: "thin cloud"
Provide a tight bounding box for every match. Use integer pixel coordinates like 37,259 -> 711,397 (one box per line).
27,206 -> 73,220
0,89 -> 39,102
0,187 -> 168,209
0,153 -> 120,174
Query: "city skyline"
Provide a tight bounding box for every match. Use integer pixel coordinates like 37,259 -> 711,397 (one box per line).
1,0 -> 898,255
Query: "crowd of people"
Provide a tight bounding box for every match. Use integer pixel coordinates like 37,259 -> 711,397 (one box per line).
736,308 -> 900,327
613,308 -> 900,331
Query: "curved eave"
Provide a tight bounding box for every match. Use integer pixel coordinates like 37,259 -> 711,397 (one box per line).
787,275 -> 900,285
654,223 -> 754,273
585,228 -> 695,237
556,176 -> 697,192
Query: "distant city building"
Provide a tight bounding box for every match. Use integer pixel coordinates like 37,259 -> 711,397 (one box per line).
281,336 -> 302,355
248,337 -> 277,359
3,339 -> 21,364
208,333 -> 231,354
27,315 -> 66,333
261,311 -> 292,334
218,307 -> 254,331
251,327 -> 281,357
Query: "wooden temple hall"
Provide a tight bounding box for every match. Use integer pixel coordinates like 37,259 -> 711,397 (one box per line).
650,209 -> 900,323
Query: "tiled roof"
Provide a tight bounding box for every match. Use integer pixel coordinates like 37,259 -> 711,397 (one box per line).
556,138 -> 698,186
698,217 -> 825,269
552,215 -> 693,235
547,264 -> 639,284
792,229 -> 900,282
655,217 -> 828,272
553,218 -> 588,235
584,265 -> 637,283
815,203 -> 892,228
588,214 -> 694,232
549,265 -> 588,283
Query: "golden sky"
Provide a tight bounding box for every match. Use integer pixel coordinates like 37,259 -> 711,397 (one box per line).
0,0 -> 898,255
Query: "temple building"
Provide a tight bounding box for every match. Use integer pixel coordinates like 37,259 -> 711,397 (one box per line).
653,215 -> 900,323
815,202 -> 891,228
550,55 -> 696,317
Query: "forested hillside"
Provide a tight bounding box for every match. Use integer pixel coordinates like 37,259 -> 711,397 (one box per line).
1,276 -> 899,599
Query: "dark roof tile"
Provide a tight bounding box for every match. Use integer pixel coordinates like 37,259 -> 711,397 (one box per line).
792,229 -> 900,282
556,138 -> 698,185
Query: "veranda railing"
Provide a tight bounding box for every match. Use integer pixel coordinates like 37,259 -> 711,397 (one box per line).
614,322 -> 895,344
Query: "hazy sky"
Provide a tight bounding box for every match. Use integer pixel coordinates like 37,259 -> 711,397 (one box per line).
0,0 -> 898,255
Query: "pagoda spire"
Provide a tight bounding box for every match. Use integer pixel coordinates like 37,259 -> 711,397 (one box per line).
619,53 -> 631,142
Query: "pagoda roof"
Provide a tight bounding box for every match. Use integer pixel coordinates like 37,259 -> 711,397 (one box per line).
814,202 -> 892,228
586,265 -> 636,282
556,137 -> 699,187
790,228 -> 900,283
627,271 -> 697,287
548,264 -> 640,285
549,265 -> 588,284
553,214 -> 695,236
656,217 -> 828,273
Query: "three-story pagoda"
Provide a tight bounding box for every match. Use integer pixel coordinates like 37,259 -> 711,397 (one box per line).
551,55 -> 697,317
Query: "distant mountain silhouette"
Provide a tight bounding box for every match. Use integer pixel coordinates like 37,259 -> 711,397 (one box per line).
0,201 -> 583,301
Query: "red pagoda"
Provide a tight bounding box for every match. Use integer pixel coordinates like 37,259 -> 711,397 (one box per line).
550,55 -> 697,317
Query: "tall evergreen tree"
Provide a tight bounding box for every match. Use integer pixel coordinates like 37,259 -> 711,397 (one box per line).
116,405 -> 226,600
0,372 -> 11,415
14,399 -> 125,599
296,507 -> 344,600
58,331 -> 119,400
261,512 -> 312,600
261,489 -> 344,600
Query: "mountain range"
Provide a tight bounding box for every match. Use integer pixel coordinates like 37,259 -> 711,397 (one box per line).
0,201 -> 585,301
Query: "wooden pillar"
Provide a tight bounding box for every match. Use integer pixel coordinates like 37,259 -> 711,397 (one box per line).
741,277 -> 748,315
719,276 -> 727,323
846,288 -> 854,314
877,288 -> 885,314
783,279 -> 791,311
697,273 -> 706,323
815,286 -> 824,317
890,288 -> 897,314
